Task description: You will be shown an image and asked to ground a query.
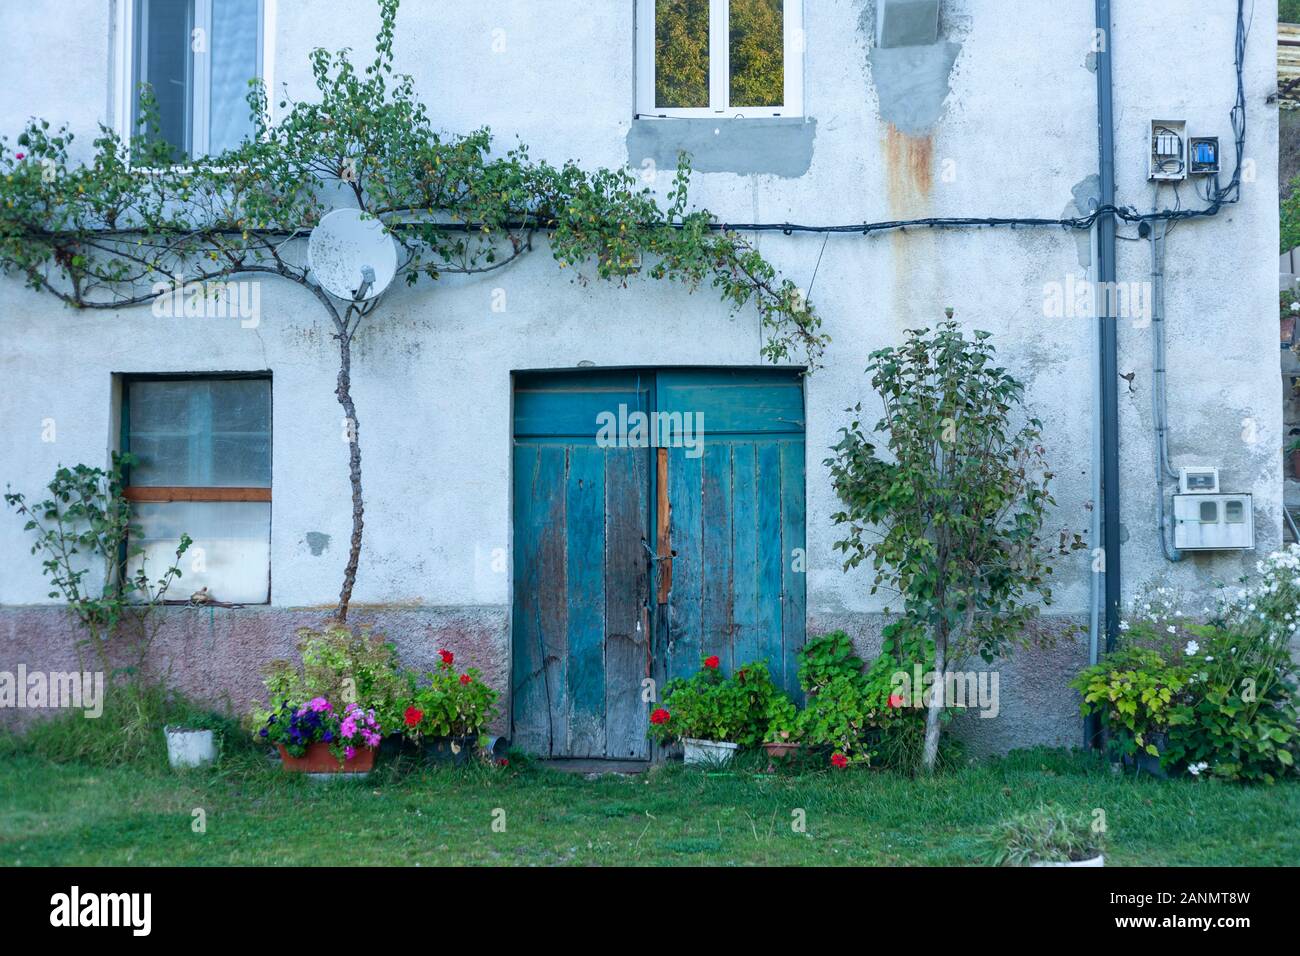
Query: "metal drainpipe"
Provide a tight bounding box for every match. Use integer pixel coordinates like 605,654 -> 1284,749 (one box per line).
1091,0 -> 1122,746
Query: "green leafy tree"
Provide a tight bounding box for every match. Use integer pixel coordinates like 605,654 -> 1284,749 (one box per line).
3,453 -> 190,675
0,0 -> 824,622
826,319 -> 1072,773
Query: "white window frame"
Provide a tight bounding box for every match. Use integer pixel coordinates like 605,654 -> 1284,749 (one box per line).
636,0 -> 803,119
114,0 -> 277,159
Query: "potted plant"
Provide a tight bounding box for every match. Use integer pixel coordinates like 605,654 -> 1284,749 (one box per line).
1071,642 -> 1187,776
251,625 -> 401,774
398,649 -> 499,764
761,695 -> 802,767
1287,437 -> 1300,481
986,804 -> 1105,867
648,656 -> 776,765
256,697 -> 383,774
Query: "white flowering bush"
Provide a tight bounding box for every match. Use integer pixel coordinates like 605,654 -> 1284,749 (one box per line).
1163,548 -> 1300,783
1077,549 -> 1299,783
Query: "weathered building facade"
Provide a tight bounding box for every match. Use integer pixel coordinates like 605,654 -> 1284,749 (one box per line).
0,1 -> 1282,755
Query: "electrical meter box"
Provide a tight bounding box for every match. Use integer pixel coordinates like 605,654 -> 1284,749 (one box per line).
1189,137 -> 1220,175
1173,493 -> 1254,551
1149,120 -> 1187,181
1179,466 -> 1220,495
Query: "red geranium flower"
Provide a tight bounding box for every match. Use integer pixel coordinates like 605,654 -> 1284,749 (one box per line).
496,758 -> 509,767
650,708 -> 670,725
403,706 -> 424,727
888,693 -> 906,708
439,649 -> 454,666
830,752 -> 849,769
703,655 -> 720,669
459,673 -> 471,685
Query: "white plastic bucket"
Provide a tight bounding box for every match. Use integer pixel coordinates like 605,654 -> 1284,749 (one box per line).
164,727 -> 217,768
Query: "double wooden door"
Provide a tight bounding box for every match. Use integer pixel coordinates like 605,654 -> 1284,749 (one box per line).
511,369 -> 805,759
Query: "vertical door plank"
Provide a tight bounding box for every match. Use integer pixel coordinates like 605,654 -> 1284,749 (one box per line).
700,441 -> 734,674
511,445 -> 553,754
565,444 -> 606,758
535,445 -> 571,754
605,447 -> 651,759
756,441 -> 785,676
656,448 -> 672,603
779,440 -> 807,699
667,447 -> 702,686
731,443 -> 760,669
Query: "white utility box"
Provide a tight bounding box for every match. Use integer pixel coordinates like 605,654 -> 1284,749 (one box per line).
1178,465 -> 1220,495
1149,120 -> 1187,182
1172,493 -> 1254,551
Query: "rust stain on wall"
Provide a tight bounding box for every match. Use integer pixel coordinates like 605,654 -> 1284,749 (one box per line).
882,125 -> 940,332
884,124 -> 934,216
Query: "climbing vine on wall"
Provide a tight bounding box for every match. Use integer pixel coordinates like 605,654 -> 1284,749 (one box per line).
0,0 -> 825,622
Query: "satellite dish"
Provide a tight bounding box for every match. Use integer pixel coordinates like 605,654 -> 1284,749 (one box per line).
308,208 -> 397,301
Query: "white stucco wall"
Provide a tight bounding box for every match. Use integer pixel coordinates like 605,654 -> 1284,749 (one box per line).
0,1 -> 1282,681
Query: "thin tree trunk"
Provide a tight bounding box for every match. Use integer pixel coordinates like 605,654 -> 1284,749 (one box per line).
334,327 -> 364,622
921,628 -> 947,774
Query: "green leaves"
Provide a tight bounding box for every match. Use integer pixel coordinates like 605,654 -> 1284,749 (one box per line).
3,453 -> 190,673
826,320 -> 1063,665
651,658 -> 783,747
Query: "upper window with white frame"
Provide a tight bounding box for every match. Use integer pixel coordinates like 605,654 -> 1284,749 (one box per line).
119,0 -> 270,162
636,0 -> 803,118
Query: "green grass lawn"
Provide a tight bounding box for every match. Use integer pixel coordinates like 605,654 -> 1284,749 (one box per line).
1,747 -> 1295,866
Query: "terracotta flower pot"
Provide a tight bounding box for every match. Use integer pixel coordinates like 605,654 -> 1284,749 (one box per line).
1290,448 -> 1300,481
762,741 -> 801,760
278,742 -> 376,773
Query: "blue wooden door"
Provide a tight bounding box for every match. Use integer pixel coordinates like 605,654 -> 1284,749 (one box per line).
658,370 -> 806,697
511,369 -> 805,759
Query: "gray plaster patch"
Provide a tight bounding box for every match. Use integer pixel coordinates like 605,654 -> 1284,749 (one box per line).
304,532 -> 331,556
1068,174 -> 1102,268
626,118 -> 816,179
866,42 -> 962,135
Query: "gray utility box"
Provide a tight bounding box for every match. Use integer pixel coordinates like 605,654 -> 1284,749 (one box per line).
1172,493 -> 1255,551
876,0 -> 941,49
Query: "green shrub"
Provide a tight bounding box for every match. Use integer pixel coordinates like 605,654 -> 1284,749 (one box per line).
793,628 -> 958,770
256,624 -> 406,735
1073,550 -> 1300,784
1164,624 -> 1298,784
401,648 -> 499,740
1071,644 -> 1188,760
649,657 -> 781,747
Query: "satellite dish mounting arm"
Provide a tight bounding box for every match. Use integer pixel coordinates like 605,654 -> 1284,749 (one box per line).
353,266 -> 376,302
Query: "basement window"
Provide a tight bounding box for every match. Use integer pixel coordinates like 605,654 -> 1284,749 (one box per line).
636,0 -> 804,118
122,376 -> 272,604
117,0 -> 271,162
